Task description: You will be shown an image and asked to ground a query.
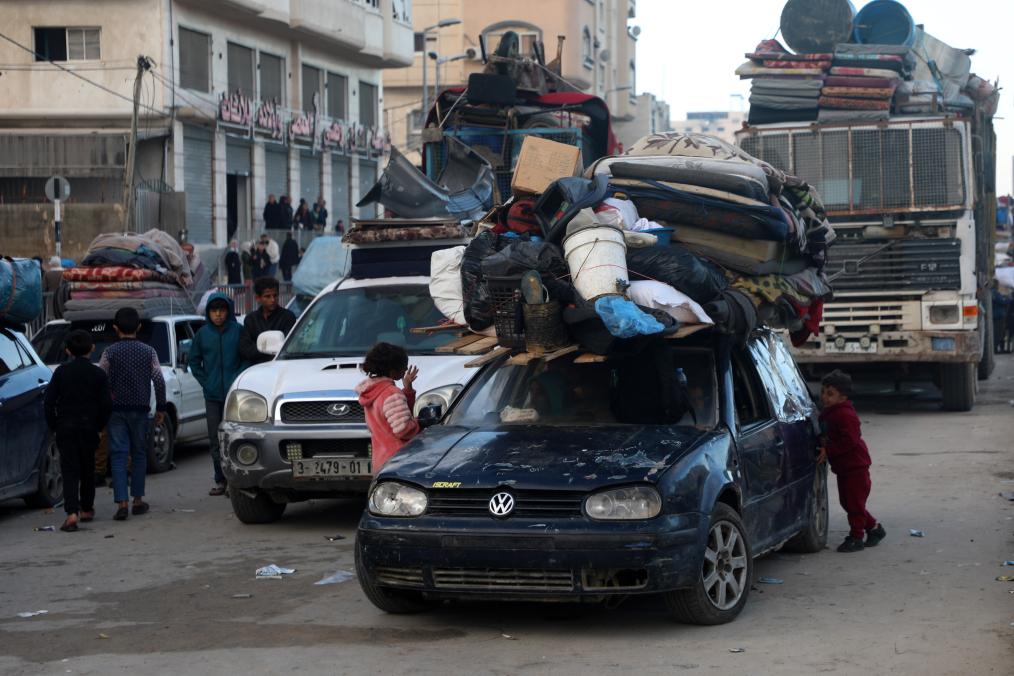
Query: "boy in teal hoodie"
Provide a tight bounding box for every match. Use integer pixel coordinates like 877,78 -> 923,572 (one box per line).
189,293 -> 248,495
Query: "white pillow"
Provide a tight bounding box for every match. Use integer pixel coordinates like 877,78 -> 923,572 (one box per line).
628,280 -> 714,325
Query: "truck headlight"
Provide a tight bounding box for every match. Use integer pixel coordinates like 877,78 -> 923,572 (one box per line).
585,486 -> 662,520
368,482 -> 428,517
929,305 -> 959,325
225,390 -> 268,423
412,384 -> 463,417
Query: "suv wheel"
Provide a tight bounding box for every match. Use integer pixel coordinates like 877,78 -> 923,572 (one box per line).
783,464 -> 829,553
229,487 -> 286,524
355,536 -> 431,614
24,438 -> 63,508
664,503 -> 752,625
147,416 -> 175,474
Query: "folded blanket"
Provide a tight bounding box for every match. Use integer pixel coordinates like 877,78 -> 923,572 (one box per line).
68,280 -> 182,292
751,87 -> 822,99
752,77 -> 827,91
749,93 -> 823,109
833,53 -> 903,63
71,289 -> 191,300
63,266 -> 177,284
748,105 -> 818,125
737,62 -> 826,78
824,75 -> 898,88
831,58 -> 907,74
830,66 -> 902,80
817,108 -> 890,122
818,96 -> 892,110
63,296 -> 197,320
834,43 -> 912,56
821,86 -> 896,100
762,59 -> 831,69
747,40 -> 831,61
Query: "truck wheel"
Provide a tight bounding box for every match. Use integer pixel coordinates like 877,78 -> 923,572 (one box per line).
355,536 -> 431,614
229,487 -> 286,524
147,416 -> 175,474
978,307 -> 994,381
783,464 -> 829,553
941,362 -> 976,411
664,503 -> 752,625
24,437 -> 63,508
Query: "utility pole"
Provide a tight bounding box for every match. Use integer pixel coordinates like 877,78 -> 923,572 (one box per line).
123,55 -> 152,232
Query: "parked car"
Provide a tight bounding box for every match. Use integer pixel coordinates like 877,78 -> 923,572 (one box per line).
0,323 -> 61,507
31,315 -> 208,473
356,330 -> 828,625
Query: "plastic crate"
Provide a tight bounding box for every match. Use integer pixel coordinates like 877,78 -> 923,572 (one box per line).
486,275 -> 525,350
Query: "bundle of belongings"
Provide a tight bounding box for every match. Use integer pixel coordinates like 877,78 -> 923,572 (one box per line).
738,39 -> 831,124
61,229 -> 199,319
429,132 -> 835,356
818,43 -> 911,122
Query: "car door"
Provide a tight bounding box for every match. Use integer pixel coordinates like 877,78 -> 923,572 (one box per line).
731,344 -> 786,552
0,329 -> 48,491
173,320 -> 206,441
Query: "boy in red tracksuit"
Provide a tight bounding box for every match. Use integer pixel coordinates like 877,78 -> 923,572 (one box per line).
818,370 -> 886,553
356,343 -> 421,470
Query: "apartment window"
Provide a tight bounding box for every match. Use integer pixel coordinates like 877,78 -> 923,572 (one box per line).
34,27 -> 100,61
359,82 -> 378,128
259,52 -> 284,103
582,27 -> 593,69
484,31 -> 540,57
227,43 -> 254,98
628,59 -> 637,100
408,108 -> 424,132
179,27 -> 211,92
327,72 -> 348,120
302,64 -> 321,112
413,32 -> 425,52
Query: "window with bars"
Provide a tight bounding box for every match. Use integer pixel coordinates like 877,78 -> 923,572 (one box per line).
327,72 -> 348,120
227,42 -> 255,98
34,27 -> 100,61
259,52 -> 284,103
179,27 -> 211,92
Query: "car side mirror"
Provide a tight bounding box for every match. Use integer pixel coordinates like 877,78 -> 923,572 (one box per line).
417,404 -> 443,429
257,330 -> 285,356
177,339 -> 192,370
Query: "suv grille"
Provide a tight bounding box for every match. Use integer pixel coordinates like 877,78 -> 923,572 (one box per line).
432,568 -> 574,591
828,238 -> 961,292
427,489 -> 585,518
279,400 -> 365,424
279,438 -> 371,460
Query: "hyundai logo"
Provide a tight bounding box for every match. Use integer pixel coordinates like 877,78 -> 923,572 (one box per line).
488,492 -> 515,517
327,402 -> 352,417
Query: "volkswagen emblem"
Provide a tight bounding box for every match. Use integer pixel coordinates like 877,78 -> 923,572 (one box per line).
488,492 -> 515,518
326,402 -> 351,417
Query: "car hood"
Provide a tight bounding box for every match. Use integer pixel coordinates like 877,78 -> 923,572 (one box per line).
231,354 -> 475,405
380,424 -> 711,490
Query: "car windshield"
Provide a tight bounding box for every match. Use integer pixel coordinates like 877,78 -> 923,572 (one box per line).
279,284 -> 456,358
447,348 -> 718,428
32,320 -> 172,366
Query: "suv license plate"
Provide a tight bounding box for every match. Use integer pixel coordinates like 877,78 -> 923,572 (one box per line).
292,458 -> 371,479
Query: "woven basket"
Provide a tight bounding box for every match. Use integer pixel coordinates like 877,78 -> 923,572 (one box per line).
523,300 -> 569,354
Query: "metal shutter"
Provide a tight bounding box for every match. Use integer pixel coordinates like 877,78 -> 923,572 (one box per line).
264,146 -> 288,200
226,140 -> 251,175
331,155 -> 350,229
357,160 -> 378,218
300,150 -> 320,205
182,125 -> 213,243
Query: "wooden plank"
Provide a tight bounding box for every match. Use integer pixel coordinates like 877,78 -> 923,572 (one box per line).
456,336 -> 499,355
574,352 -> 609,363
435,333 -> 486,353
410,324 -> 468,335
666,323 -> 712,339
464,346 -> 512,368
542,345 -> 579,362
509,344 -> 579,366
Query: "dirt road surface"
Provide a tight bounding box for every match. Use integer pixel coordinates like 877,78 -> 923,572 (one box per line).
1,358 -> 1012,675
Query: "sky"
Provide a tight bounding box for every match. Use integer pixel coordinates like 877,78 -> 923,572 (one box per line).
635,0 -> 1013,195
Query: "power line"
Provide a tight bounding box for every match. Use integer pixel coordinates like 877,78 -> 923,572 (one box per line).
0,29 -> 162,115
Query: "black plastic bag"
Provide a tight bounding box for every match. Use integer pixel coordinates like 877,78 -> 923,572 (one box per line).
626,245 -> 728,305
479,241 -> 575,305
461,230 -> 514,331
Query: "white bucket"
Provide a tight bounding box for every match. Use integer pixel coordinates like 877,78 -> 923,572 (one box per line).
563,221 -> 629,301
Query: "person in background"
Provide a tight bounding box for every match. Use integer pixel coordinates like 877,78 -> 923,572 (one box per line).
294,200 -> 314,231
279,233 -> 300,282
260,233 -> 280,278
239,277 -> 297,365
355,342 -> 421,470
262,194 -> 281,230
43,255 -> 64,294
188,293 -> 248,496
224,239 -> 243,286
312,198 -> 329,232
335,219 -> 345,236
99,307 -> 166,521
250,240 -> 271,279
279,195 -> 294,230
44,330 -> 112,532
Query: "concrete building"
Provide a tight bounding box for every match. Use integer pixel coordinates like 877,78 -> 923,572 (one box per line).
0,0 -> 413,258
612,92 -> 671,149
669,111 -> 747,146
383,0 -> 661,157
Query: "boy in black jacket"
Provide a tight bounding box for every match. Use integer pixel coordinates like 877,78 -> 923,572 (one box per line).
44,330 -> 113,531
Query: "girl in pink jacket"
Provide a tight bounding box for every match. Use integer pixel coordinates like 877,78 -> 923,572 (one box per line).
355,343 -> 420,470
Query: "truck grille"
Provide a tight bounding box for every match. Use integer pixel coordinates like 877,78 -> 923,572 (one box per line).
278,438 -> 371,460
279,400 -> 365,424
823,297 -> 921,333
432,568 -> 574,591
427,489 -> 585,518
828,238 -> 961,292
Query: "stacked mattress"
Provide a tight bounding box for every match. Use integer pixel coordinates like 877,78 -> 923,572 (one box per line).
737,39 -> 830,124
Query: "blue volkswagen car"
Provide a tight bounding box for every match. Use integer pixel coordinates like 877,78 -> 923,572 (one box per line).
0,324 -> 60,507
356,330 -> 827,624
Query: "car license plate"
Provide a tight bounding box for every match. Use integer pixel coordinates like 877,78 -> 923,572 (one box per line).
824,341 -> 877,354
292,457 -> 371,479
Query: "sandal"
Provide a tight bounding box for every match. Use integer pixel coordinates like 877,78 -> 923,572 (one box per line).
80,510 -> 95,523
60,517 -> 78,532
113,506 -> 129,521
208,484 -> 227,497
131,502 -> 149,516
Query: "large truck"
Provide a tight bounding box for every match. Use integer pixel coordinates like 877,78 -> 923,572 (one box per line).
737,107 -> 997,410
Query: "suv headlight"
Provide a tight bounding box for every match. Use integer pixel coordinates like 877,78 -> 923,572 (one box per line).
585,486 -> 662,520
369,481 -> 428,517
225,390 -> 268,423
412,384 -> 463,416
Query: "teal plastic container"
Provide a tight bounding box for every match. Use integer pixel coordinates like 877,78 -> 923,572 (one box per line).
853,0 -> 915,46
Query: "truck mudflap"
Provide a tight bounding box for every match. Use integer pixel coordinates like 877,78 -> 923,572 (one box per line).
793,329 -> 982,364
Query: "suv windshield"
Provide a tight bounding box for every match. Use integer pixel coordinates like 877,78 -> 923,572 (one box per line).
32,320 -> 172,366
447,348 -> 718,428
280,285 -> 456,358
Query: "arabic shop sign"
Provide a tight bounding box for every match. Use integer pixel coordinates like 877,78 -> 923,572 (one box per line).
219,90 -> 253,127
255,100 -> 284,140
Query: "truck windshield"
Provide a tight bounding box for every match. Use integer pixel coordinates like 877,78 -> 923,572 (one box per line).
447,349 -> 718,428
279,285 -> 456,358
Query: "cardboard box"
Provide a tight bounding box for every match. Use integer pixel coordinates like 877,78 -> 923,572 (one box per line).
510,136 -> 582,196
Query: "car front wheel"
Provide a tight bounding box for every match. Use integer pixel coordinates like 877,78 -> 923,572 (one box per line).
664,503 -> 752,625
24,438 -> 63,508
229,487 -> 286,524
147,416 -> 174,474
355,536 -> 432,614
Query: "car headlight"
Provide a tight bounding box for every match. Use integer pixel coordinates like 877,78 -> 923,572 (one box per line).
412,384 -> 463,417
225,390 -> 269,423
368,481 -> 428,517
585,486 -> 662,520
